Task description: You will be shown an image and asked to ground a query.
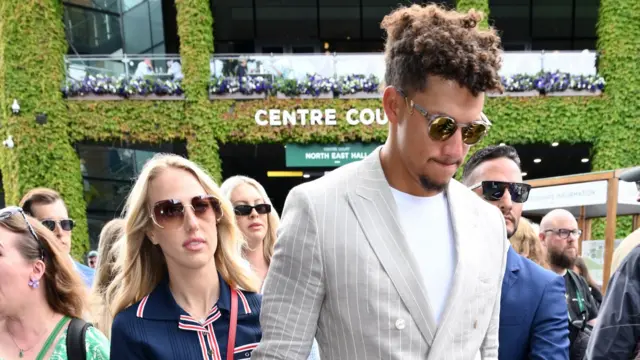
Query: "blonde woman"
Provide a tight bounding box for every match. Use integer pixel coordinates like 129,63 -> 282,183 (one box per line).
220,175 -> 279,287
89,218 -> 125,339
107,154 -> 262,359
0,206 -> 109,359
221,176 -> 321,360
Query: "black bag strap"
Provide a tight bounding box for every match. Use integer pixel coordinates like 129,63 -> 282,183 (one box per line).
66,318 -> 92,360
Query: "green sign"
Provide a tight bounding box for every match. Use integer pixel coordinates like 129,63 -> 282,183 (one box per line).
286,143 -> 381,167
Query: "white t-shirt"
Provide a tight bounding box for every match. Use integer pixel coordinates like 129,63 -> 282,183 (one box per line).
390,188 -> 457,324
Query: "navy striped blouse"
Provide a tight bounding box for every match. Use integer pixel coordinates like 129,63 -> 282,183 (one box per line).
110,272 -> 262,360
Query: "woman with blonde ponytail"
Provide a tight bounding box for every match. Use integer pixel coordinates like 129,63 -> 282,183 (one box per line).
108,154 -> 261,359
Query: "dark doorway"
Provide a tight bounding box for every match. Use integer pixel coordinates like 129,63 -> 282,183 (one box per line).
511,142 -> 593,181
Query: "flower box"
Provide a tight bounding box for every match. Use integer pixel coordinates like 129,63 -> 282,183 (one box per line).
128,94 -> 185,100
338,92 -> 382,99
488,91 -> 539,98
66,94 -> 123,101
276,92 -> 333,99
209,93 -> 267,100
546,89 -> 602,97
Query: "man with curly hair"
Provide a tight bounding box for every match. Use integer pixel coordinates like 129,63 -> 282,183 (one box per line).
253,4 -> 509,360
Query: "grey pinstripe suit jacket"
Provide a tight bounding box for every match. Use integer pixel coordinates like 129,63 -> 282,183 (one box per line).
252,146 -> 509,360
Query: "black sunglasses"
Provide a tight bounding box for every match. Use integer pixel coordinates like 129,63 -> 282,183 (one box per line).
234,204 -> 272,216
41,219 -> 75,232
470,181 -> 532,203
396,88 -> 491,145
0,206 -> 44,260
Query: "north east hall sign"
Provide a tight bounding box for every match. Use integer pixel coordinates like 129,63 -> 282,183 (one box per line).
254,108 -> 388,126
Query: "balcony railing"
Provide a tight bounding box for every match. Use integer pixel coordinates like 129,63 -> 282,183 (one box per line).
63,54 -> 184,99
63,51 -> 604,100
210,50 -> 599,81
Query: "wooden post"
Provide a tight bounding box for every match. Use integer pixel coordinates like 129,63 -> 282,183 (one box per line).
584,219 -> 593,241
578,206 -> 586,255
602,178 -> 619,293
633,215 -> 640,231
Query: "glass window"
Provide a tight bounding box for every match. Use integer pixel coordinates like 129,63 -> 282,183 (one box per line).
123,1 -> 152,53
362,0 -> 454,40
78,141 -> 187,246
532,0 -> 573,38
64,0 -> 120,13
319,0 -> 360,40
212,0 -> 255,41
84,179 -> 132,212
122,0 -> 145,12
489,0 -> 530,45
64,0 -> 173,56
64,5 -> 123,54
489,0 -> 599,50
254,0 -> 318,41
574,0 -> 599,38
149,0 -> 165,45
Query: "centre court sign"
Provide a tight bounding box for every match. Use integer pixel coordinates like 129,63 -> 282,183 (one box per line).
255,108 -> 388,126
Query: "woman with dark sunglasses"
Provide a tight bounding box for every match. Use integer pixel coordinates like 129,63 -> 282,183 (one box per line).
0,207 -> 109,359
220,176 -> 279,288
220,176 -> 322,360
108,154 -> 262,360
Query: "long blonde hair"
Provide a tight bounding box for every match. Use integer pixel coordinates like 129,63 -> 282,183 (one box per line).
220,175 -> 280,265
107,154 -> 259,317
510,217 -> 549,269
0,211 -> 87,319
89,218 -> 125,338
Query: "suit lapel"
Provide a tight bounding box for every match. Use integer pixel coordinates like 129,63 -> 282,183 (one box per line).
347,147 -> 437,346
427,181 -> 480,357
502,247 -> 520,295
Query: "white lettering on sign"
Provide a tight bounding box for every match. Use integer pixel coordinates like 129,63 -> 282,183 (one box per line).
305,152 -> 330,160
255,108 -> 387,126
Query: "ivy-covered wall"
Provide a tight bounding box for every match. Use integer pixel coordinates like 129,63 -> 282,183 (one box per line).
1,0 -> 638,258
0,0 -> 88,257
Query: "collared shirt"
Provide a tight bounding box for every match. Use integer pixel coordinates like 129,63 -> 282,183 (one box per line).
110,272 -> 262,360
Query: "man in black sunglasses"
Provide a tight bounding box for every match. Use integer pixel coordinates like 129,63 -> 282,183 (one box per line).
19,187 -> 95,288
462,145 -> 570,360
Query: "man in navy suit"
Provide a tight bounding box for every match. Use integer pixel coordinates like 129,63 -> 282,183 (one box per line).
20,187 -> 95,288
463,145 -> 569,360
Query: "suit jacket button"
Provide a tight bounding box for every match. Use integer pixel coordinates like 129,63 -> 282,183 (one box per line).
395,319 -> 406,330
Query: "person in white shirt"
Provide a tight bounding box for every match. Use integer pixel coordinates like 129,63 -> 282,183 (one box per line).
252,4 -> 509,360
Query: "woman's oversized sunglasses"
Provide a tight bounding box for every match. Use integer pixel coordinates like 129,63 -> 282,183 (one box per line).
470,181 -> 532,203
396,88 -> 492,145
0,206 -> 44,259
150,195 -> 223,230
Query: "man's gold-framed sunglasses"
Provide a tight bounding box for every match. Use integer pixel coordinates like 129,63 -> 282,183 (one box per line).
396,88 -> 492,145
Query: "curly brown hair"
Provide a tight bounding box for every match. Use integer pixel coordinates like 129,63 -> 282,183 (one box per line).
380,4 -> 503,97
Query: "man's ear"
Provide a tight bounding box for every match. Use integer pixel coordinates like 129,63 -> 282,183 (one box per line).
382,86 -> 402,126
538,233 -> 546,246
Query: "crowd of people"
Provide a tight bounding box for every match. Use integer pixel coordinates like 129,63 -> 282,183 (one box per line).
1,3 -> 640,360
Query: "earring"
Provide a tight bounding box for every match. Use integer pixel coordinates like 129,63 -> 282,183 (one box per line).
28,278 -> 40,289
